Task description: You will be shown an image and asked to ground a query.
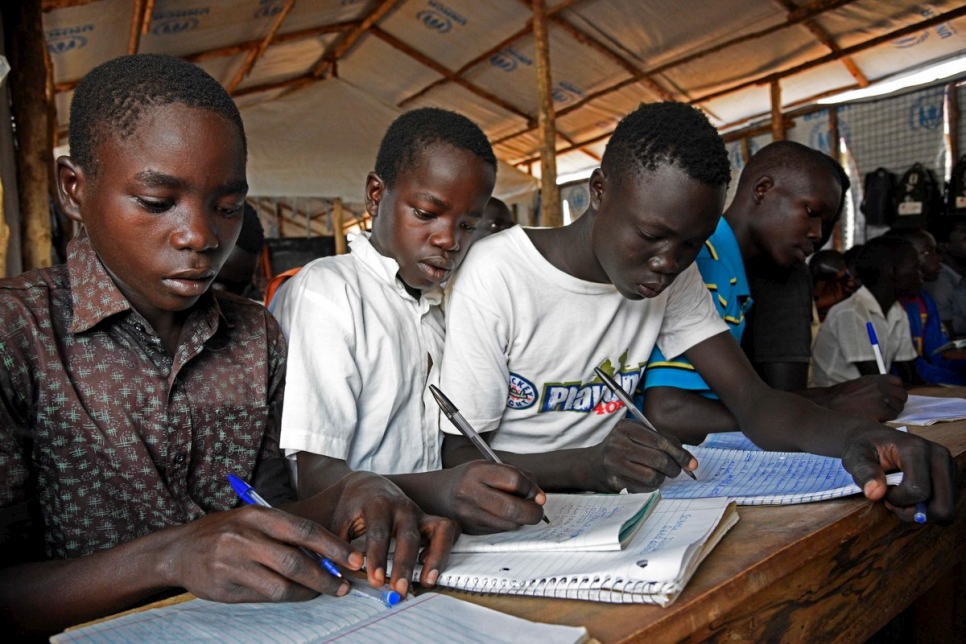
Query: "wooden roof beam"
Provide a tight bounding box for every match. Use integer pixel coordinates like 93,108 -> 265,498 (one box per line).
369,27 -> 535,125
398,0 -> 585,108
42,0 -> 103,11
308,0 -> 402,81
509,5 -> 966,166
772,0 -> 869,87
226,0 -> 296,95
126,0 -> 149,55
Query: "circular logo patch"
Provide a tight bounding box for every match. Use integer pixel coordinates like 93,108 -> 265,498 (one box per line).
507,373 -> 537,410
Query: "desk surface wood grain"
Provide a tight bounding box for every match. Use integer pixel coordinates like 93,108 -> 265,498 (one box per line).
439,392 -> 966,643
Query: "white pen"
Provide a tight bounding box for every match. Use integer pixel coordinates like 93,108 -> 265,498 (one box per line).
865,322 -> 888,374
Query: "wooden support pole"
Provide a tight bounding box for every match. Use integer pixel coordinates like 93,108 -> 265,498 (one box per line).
127,0 -> 147,55
0,173 -> 7,278
225,0 -> 295,95
949,82 -> 960,165
532,0 -> 560,227
828,106 -> 842,250
332,198 -> 346,255
5,0 -> 53,270
740,138 -> 751,167
770,80 -> 785,141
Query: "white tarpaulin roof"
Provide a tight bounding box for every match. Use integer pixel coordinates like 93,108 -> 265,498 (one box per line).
40,0 -> 966,198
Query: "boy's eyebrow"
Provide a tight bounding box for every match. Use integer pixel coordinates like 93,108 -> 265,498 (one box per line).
413,191 -> 451,209
133,170 -> 248,195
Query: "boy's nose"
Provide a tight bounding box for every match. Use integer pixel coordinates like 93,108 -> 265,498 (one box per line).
807,218 -> 823,241
430,223 -> 459,252
648,249 -> 678,275
173,210 -> 218,252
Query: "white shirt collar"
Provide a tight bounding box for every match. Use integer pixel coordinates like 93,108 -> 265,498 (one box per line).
350,232 -> 443,308
851,285 -> 887,319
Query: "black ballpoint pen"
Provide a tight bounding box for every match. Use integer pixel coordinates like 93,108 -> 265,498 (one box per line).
593,367 -> 698,480
429,384 -> 551,524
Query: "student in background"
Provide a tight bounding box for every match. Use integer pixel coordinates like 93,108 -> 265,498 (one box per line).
886,227 -> 966,385
810,249 -> 854,322
812,236 -> 923,386
843,244 -> 863,290
439,102 -> 956,525
925,215 -> 966,337
473,197 -> 516,241
0,55 -> 456,638
212,203 -> 265,299
642,141 -> 905,443
274,108 -> 547,536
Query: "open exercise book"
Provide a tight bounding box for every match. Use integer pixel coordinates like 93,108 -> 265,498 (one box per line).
51,588 -> 589,644
663,436 -> 904,505
452,491 -> 659,553
418,497 -> 737,606
893,394 -> 966,425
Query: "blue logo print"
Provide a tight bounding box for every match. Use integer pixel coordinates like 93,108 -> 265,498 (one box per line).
507,373 -> 537,410
46,25 -> 93,54
254,0 -> 285,19
910,95 -> 943,132
416,10 -> 452,33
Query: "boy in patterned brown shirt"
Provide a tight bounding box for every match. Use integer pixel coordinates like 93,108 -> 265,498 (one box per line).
0,55 -> 456,638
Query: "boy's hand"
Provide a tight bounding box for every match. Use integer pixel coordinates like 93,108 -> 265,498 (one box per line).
823,375 -> 907,421
328,471 -> 459,595
164,505 -> 363,602
434,461 -> 547,535
841,426 -> 959,523
588,419 -> 698,493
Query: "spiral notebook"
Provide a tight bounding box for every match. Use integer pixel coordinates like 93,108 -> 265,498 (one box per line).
660,444 -> 904,505
421,497 -> 737,606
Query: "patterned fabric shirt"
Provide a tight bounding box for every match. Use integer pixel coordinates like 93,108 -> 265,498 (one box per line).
0,231 -> 291,561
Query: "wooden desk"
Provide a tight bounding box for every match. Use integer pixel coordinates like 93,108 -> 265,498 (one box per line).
443,390 -> 966,643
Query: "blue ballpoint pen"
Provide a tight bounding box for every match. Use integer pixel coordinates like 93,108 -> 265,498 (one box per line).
914,502 -> 928,524
226,474 -> 401,607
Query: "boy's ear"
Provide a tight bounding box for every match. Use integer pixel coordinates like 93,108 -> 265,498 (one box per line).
365,172 -> 385,219
57,156 -> 85,224
752,176 -> 774,204
588,168 -> 606,211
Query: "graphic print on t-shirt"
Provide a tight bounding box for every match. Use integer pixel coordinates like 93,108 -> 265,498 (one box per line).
507,351 -> 645,416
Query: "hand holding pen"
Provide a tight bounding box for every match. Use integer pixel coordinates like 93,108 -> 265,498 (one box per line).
430,385 -> 552,527
228,474 -> 401,607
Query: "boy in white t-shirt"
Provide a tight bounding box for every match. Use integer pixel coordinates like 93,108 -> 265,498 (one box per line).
439,102 -> 957,524
274,109 -> 547,543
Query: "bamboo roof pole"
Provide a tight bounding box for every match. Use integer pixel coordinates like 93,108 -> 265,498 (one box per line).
770,80 -> 785,141
333,198 -> 346,255
532,0 -> 560,227
949,82 -> 960,165
6,0 -> 52,270
225,0 -> 295,95
126,0 -> 147,55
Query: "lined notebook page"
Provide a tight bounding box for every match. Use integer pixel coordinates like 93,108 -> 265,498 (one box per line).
893,394 -> 966,425
52,591 -> 588,643
661,446 -> 903,505
431,497 -> 735,605
452,491 -> 659,553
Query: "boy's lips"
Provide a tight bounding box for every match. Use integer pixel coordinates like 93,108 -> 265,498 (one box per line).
637,282 -> 665,298
418,259 -> 455,282
164,268 -> 216,297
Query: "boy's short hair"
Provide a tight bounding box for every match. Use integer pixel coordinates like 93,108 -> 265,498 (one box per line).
601,102 -> 730,190
739,140 -> 851,215
854,236 -> 914,287
69,54 -> 246,176
374,107 -> 496,189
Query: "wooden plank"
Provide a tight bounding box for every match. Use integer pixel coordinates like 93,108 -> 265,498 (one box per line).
770,80 -> 784,141
5,0 -> 53,270
308,0 -> 401,81
532,0 -> 560,228
126,0 -> 146,55
225,0 -> 296,95
949,81 -> 960,164
333,198 -> 346,255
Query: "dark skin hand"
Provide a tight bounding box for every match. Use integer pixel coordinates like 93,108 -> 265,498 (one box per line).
0,500 -> 363,636
296,453 -> 546,536
687,331 -> 958,523
855,360 -> 926,387
442,418 -> 697,495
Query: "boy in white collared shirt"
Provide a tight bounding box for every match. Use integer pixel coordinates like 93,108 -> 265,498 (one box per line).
274,108 -> 547,545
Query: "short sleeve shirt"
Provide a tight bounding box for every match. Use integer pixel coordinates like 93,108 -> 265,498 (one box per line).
0,231 -> 290,561
643,218 -> 752,398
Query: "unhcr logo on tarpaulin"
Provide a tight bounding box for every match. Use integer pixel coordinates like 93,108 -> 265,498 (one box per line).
254,0 -> 286,19
151,7 -> 210,36
46,25 -> 93,54
490,47 -> 533,73
415,0 -> 468,34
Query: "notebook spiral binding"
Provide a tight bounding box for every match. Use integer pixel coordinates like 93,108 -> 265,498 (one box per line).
435,574 -> 682,605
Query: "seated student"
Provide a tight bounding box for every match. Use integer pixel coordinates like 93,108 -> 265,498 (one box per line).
274,108 -> 546,535
735,158 -> 899,422
439,102 -> 956,524
811,236 -> 922,386
810,249 -> 854,322
886,228 -> 966,385
925,215 -> 966,338
0,55 -> 455,637
641,142 -> 906,443
473,197 -> 517,241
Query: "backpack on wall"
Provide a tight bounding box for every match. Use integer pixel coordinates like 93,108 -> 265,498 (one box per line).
860,167 -> 896,226
892,162 -> 942,229
948,155 -> 966,216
